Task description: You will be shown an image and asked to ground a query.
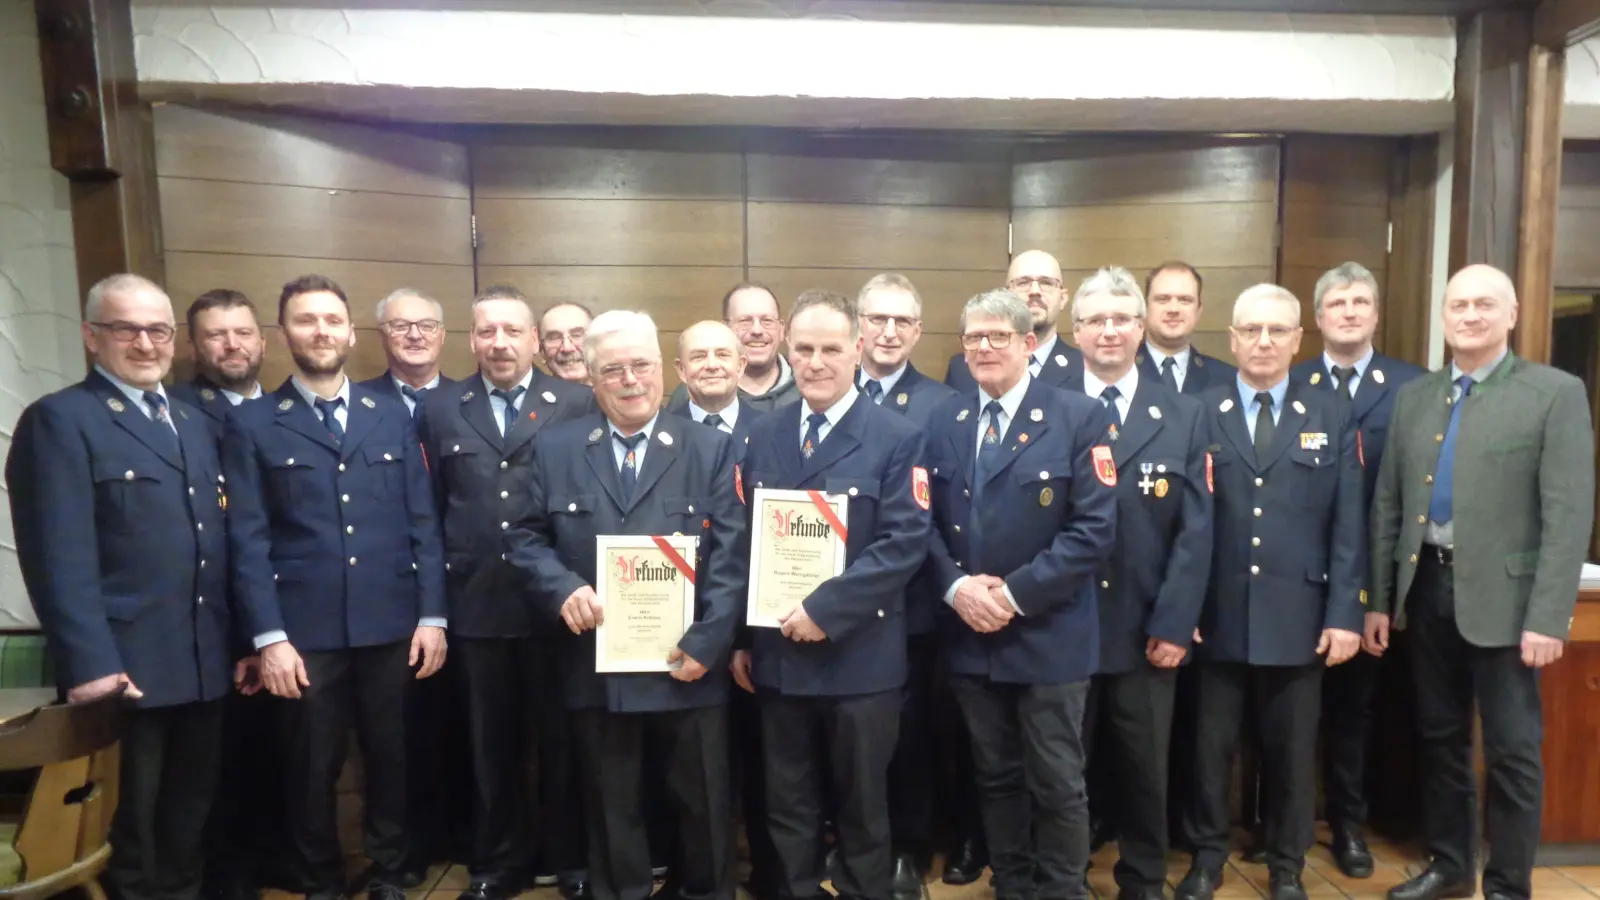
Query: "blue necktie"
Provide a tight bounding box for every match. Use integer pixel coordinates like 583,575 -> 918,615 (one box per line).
1428,376 -> 1475,526
399,384 -> 429,419
615,432 -> 646,504
702,413 -> 725,431
492,386 -> 525,437
142,392 -> 181,455
314,397 -> 345,445
969,400 -> 1005,571
801,412 -> 828,460
1099,385 -> 1122,425
1160,357 -> 1179,391
863,379 -> 884,404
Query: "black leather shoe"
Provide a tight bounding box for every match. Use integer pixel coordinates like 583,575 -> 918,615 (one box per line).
1269,873 -> 1308,900
891,853 -> 924,900
1240,837 -> 1267,865
1175,867 -> 1222,900
558,877 -> 590,900
941,838 -> 987,886
1386,869 -> 1476,900
366,884 -> 407,900
1330,826 -> 1375,879
458,881 -> 516,900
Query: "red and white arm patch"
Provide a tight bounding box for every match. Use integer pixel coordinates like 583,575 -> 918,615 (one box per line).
735,464 -> 745,505
1205,451 -> 1214,494
1091,445 -> 1117,487
912,466 -> 931,511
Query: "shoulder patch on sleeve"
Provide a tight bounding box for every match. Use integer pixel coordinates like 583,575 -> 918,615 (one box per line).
735,464 -> 745,505
1091,445 -> 1117,487
912,466 -> 931,511
1205,451 -> 1214,494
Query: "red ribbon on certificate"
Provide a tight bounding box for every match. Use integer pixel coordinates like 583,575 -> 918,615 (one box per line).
805,490 -> 849,543
650,536 -> 696,585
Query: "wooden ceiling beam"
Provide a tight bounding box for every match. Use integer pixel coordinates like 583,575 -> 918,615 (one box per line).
1534,0 -> 1600,47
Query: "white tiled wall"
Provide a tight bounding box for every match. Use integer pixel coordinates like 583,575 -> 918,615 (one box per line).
0,0 -> 85,630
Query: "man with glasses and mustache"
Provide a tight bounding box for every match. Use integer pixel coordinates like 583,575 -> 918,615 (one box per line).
168,288 -> 283,900
854,274 -> 986,897
1068,268 -> 1211,900
507,310 -> 747,900
419,285 -> 594,900
923,288 -> 1116,900
733,289 -> 931,900
1175,285 -> 1364,900
541,302 -> 595,384
945,250 -> 1083,394
222,274 -> 448,900
1136,262 -> 1236,396
360,288 -> 455,417
8,274 -> 237,900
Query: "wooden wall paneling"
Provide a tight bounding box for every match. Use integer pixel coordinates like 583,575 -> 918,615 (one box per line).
1539,641 -> 1600,843
1556,142 -> 1600,288
473,199 -> 743,268
1383,135 -> 1441,366
1011,203 -> 1278,272
475,265 -> 744,332
159,179 -> 473,266
165,252 -> 476,329
1450,7 -> 1534,279
152,104 -> 469,197
1013,138 -> 1280,208
749,267 -> 1008,333
1278,136 -> 1397,363
747,204 -> 1008,272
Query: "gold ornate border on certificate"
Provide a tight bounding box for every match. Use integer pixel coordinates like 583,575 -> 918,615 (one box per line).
746,487 -> 849,628
594,534 -> 697,673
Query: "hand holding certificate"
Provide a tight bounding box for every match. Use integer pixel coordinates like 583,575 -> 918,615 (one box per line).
593,534 -> 698,673
746,488 -> 849,629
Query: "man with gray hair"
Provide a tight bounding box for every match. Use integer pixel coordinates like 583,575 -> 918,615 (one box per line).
360,287 -> 455,416
8,273 -> 237,900
924,287 -> 1116,900
1177,284 -> 1364,900
1287,261 -> 1424,879
1068,268 -> 1211,900
507,309 -> 746,900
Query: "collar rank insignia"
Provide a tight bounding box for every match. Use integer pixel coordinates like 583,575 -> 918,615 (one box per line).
1373,369 -> 1385,384
461,391 -> 475,402
543,391 -> 557,403
1149,406 -> 1162,420
106,398 -> 125,413
588,428 -> 603,442
200,388 -> 216,401
278,399 -> 294,411
1292,400 -> 1305,415
1030,408 -> 1043,422
361,396 -> 376,409
896,393 -> 908,407
1310,372 -> 1322,385
957,409 -> 969,422
1219,398 -> 1234,413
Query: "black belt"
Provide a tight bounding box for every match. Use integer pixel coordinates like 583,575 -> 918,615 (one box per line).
1420,543 -> 1454,566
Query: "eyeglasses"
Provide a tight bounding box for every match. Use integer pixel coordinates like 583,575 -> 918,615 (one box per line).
1075,314 -> 1138,333
1231,324 -> 1299,344
541,329 -> 586,348
381,319 -> 442,336
90,321 -> 176,344
960,330 -> 1018,350
861,314 -> 920,333
597,360 -> 659,383
1007,276 -> 1063,291
730,315 -> 780,331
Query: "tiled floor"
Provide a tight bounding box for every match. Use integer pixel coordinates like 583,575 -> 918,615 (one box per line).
285,828 -> 1600,900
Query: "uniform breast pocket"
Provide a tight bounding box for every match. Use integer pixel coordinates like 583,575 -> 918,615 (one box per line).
266,456 -> 319,507
549,493 -> 599,544
364,445 -> 405,500
1013,459 -> 1072,511
1290,450 -> 1335,507
92,461 -> 165,529
661,495 -> 710,538
825,477 -> 880,513
1137,457 -> 1187,507
438,440 -> 485,492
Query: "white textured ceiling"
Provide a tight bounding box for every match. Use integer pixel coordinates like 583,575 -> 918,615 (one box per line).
125,2 -> 1600,136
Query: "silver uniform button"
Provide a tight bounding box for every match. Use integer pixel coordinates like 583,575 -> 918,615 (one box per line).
568,503 -> 577,512
1039,471 -> 1049,479
688,504 -> 695,513
1100,580 -> 1110,588
848,488 -> 858,497
501,491 -> 509,499
953,525 -> 962,533
453,445 -> 461,453
500,461 -> 509,470
339,463 -> 346,472
501,522 -> 509,530
877,609 -> 885,618
1254,477 -> 1263,487
1252,537 -> 1261,547
197,596 -> 203,605
349,557 -> 358,566
346,526 -> 354,535
1253,507 -> 1262,517
1251,565 -> 1260,575
196,523 -> 204,532
188,487 -> 195,496
124,471 -> 134,481
200,559 -> 206,569
383,453 -> 393,461
342,494 -> 350,503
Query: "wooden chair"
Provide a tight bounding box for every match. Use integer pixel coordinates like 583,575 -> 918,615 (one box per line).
0,690 -> 124,900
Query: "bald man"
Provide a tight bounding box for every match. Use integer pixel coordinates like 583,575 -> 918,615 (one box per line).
671,321 -> 762,452
1369,264 -> 1593,900
944,250 -> 1083,393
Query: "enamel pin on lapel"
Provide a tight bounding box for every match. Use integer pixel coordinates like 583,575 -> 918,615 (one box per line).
588,428 -> 603,441
1373,370 -> 1385,384
543,391 -> 557,403
1292,400 -> 1306,414
1055,355 -> 1068,367
957,409 -> 969,422
200,388 -> 217,401
1219,398 -> 1234,413
1149,406 -> 1162,420
659,432 -> 673,446
461,391 -> 475,402
106,398 -> 125,413
362,397 -> 376,408
1030,408 -> 1043,422
278,399 -> 294,411
897,393 -> 908,406
1310,372 -> 1322,385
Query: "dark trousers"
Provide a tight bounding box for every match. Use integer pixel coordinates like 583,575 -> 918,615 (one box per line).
281,642 -> 411,892
1084,665 -> 1177,892
203,690 -> 287,889
1187,661 -> 1321,878
889,633 -> 981,860
731,687 -> 782,895
573,705 -> 734,900
761,688 -> 900,900
106,699 -> 225,900
457,635 -> 585,884
951,676 -> 1090,900
1407,556 -> 1544,899
1320,650 -> 1379,830
1166,665 -> 1201,850
407,653 -> 472,868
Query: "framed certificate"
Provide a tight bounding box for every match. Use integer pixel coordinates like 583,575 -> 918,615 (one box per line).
746,487 -> 849,628
594,534 -> 698,673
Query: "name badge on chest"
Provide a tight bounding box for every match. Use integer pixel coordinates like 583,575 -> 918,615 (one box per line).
1299,432 -> 1328,451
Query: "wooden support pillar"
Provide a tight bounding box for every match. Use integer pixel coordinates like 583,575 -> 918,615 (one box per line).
32,0 -> 164,300
1449,7 -> 1532,282
1515,42 -> 1565,364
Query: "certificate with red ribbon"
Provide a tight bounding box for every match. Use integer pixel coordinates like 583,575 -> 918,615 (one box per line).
594,534 -> 698,673
746,487 -> 850,628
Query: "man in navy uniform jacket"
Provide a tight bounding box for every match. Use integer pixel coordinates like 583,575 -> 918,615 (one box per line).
419,285 -> 594,900
1175,284 -> 1364,900
169,287 -> 266,436
1136,262 -> 1237,396
923,288 -> 1117,900
506,310 -> 747,900
358,288 -> 456,416
7,274 -> 235,900
223,275 -> 447,900
1288,262 -> 1425,879
1067,268 -> 1212,900
944,250 -> 1083,395
733,290 -> 931,900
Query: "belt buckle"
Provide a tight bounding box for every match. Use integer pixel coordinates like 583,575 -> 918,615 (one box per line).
1433,544 -> 1453,566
